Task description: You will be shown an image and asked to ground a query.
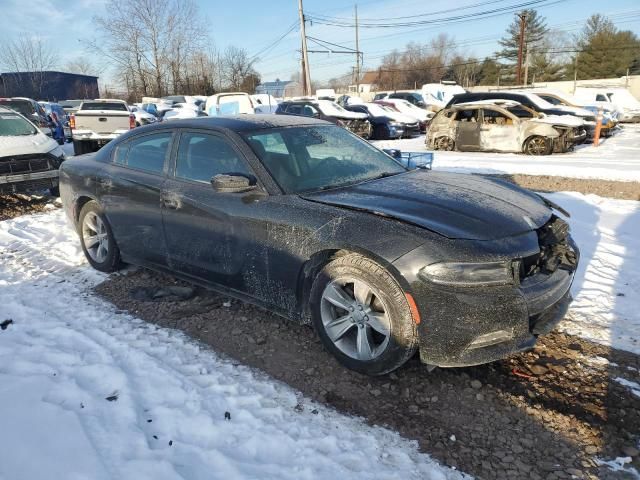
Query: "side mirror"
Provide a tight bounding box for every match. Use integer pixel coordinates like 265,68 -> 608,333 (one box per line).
417,101 -> 426,108
211,173 -> 257,193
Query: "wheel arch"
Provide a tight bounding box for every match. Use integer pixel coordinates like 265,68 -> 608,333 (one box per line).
75,195 -> 97,225
296,246 -> 411,322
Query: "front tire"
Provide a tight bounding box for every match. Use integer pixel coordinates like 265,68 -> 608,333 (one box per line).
434,136 -> 455,151
524,136 -> 552,155
310,254 -> 418,375
78,201 -> 122,272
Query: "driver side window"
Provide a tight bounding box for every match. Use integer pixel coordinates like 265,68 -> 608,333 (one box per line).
175,132 -> 251,183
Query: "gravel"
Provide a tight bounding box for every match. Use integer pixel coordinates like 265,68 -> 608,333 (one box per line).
96,269 -> 640,480
0,194 -> 59,221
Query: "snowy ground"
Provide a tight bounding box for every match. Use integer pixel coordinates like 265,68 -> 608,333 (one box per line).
372,124 -> 640,182
0,210 -> 465,480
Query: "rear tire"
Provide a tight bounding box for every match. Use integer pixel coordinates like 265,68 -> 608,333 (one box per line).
78,201 -> 122,273
310,254 -> 418,375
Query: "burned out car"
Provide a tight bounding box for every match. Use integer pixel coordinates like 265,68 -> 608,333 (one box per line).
60,115 -> 578,375
427,101 -> 585,155
276,99 -> 371,138
0,106 -> 65,195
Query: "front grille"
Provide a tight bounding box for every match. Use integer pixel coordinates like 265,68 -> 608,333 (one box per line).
0,153 -> 58,176
519,216 -> 577,280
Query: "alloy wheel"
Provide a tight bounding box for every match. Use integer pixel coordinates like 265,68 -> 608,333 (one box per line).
320,278 -> 391,361
82,211 -> 109,263
526,136 -> 548,155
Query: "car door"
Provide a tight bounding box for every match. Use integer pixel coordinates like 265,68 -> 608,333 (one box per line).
478,108 -> 520,152
455,108 -> 481,150
98,131 -> 173,267
161,130 -> 268,289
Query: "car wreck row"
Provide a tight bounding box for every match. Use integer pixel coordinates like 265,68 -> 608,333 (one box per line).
427,100 -> 587,155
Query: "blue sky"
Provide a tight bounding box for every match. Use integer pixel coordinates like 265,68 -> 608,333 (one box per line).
1,0 -> 639,85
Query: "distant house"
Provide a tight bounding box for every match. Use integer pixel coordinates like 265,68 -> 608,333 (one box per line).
348,71 -> 380,94
256,79 -> 301,98
0,71 -> 99,101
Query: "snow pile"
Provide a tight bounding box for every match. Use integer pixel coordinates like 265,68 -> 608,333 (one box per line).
0,210 -> 466,480
545,192 -> 640,354
372,124 -> 640,182
614,377 -> 640,398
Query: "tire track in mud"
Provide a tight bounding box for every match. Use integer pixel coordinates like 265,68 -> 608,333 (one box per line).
97,269 -> 640,480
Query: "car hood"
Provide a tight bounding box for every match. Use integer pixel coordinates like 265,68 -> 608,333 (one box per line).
300,170 -> 552,240
387,112 -> 420,124
534,114 -> 585,127
0,133 -> 58,157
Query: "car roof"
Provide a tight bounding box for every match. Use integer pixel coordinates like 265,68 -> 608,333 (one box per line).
137,114 -> 331,133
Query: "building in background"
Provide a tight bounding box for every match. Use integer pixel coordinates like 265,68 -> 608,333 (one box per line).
348,71 -> 380,94
0,71 -> 99,100
255,79 -> 301,98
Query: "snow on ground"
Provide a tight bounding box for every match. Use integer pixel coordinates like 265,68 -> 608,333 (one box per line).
546,192 -> 640,354
0,211 -> 466,480
372,124 -> 640,182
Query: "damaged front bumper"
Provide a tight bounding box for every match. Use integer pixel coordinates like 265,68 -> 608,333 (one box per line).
0,153 -> 62,194
394,217 -> 579,368
339,119 -> 372,138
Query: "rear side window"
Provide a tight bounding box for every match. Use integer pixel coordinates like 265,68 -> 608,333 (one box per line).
596,94 -> 607,102
175,133 -> 251,183
113,144 -> 129,165
125,133 -> 172,174
286,104 -> 302,115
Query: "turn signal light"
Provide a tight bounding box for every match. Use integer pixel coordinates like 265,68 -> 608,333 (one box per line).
129,114 -> 136,129
69,114 -> 76,129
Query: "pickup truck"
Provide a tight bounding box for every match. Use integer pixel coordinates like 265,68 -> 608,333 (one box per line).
70,99 -> 134,155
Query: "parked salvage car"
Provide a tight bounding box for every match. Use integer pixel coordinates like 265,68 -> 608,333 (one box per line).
129,105 -> 158,126
71,99 -> 135,155
447,91 -> 591,142
205,92 -> 255,116
0,97 -> 53,138
60,115 -> 578,375
39,101 -> 69,144
375,99 -> 433,131
345,103 -> 419,139
276,99 -> 371,138
0,106 -> 65,195
427,101 -> 582,154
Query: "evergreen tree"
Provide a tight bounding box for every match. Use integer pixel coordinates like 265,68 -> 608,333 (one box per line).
477,58 -> 502,85
498,10 -> 548,62
570,15 -> 640,79
497,10 -> 548,84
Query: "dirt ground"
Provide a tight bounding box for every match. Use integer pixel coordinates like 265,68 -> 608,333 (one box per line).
96,270 -> 640,480
0,194 -> 57,221
486,174 -> 640,201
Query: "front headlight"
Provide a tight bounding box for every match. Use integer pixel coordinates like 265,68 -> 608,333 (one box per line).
48,145 -> 64,158
390,122 -> 403,127
419,261 -> 516,286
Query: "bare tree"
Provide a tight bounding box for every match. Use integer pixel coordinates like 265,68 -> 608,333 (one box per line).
0,35 -> 59,97
92,0 -> 208,98
222,46 -> 258,91
65,57 -> 102,76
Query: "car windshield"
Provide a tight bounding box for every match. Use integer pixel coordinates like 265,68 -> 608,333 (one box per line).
0,100 -> 34,116
0,112 -> 37,136
244,125 -> 406,194
81,102 -> 128,111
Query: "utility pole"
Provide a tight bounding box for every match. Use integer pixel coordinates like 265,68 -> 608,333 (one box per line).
523,45 -> 530,86
573,55 -> 578,93
355,4 -> 360,95
298,0 -> 311,96
516,12 -> 527,85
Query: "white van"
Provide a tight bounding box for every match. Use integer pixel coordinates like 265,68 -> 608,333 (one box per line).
421,82 -> 466,109
574,87 -> 640,123
205,93 -> 255,116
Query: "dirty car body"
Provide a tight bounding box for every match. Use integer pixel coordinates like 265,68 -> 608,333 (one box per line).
427,101 -> 579,154
60,115 -> 578,371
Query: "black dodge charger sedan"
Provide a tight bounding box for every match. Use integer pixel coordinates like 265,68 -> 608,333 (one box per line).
60,115 -> 579,375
